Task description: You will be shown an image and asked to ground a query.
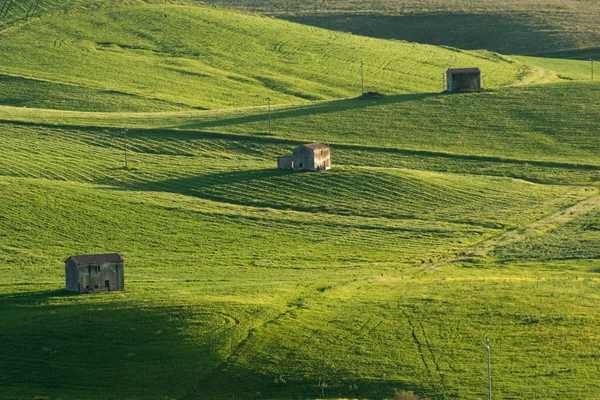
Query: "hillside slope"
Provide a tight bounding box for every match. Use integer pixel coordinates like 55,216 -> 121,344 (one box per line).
206,0 -> 600,57
0,1 -> 557,111
1,1 -> 600,400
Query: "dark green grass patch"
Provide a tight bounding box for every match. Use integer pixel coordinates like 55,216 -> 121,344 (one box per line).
204,0 -> 600,56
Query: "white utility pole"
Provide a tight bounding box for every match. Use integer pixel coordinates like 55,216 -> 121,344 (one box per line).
486,336 -> 492,400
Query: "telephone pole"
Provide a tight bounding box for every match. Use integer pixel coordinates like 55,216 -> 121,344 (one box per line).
267,97 -> 271,134
360,60 -> 365,96
123,127 -> 128,169
486,337 -> 492,400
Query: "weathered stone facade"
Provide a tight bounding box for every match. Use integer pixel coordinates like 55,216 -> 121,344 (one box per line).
277,155 -> 293,169
446,68 -> 481,92
292,143 -> 331,172
65,253 -> 124,293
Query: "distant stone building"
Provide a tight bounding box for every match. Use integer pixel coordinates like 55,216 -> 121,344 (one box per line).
292,143 -> 331,172
65,253 -> 124,293
277,155 -> 293,169
446,68 -> 481,92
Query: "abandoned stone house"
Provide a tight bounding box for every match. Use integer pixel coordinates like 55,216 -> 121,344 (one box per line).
277,155 -> 293,169
277,143 -> 332,171
65,253 -> 124,293
446,68 -> 481,92
292,143 -> 331,171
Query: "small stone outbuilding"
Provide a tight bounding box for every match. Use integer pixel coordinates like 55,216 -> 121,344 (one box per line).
65,253 -> 124,293
446,68 -> 481,92
292,143 -> 331,172
277,155 -> 293,169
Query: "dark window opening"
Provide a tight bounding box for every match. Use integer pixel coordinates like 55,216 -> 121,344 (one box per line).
85,285 -> 90,289
94,284 -> 98,289
299,163 -> 303,168
105,280 -> 110,288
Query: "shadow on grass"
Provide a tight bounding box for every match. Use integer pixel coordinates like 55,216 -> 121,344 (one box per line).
192,365 -> 444,399
0,289 -> 228,399
131,168 -> 291,193
175,92 -> 443,131
281,12 -> 574,56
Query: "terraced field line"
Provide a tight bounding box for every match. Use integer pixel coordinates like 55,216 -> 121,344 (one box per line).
469,191 -> 600,257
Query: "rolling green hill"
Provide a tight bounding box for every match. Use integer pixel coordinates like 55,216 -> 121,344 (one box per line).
205,0 -> 600,57
0,1 -> 583,111
0,1 -> 599,399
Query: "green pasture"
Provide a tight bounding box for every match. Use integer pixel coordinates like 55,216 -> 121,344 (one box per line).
205,0 -> 600,57
1,177 -> 599,399
494,209 -> 600,262
1,81 -> 598,183
0,1 -> 599,399
0,1 -> 584,111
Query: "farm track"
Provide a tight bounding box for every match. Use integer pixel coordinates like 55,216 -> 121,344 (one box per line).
181,279 -> 362,400
421,190 -> 600,270
468,191 -> 600,258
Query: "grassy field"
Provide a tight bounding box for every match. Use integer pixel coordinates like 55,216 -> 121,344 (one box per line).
0,2 -> 542,111
494,208 -> 600,262
205,0 -> 600,57
4,81 -> 597,183
1,176 -> 599,399
0,1 -> 599,399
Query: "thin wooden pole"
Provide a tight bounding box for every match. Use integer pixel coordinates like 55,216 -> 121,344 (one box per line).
360,60 -> 364,95
267,97 -> 271,134
486,337 -> 492,400
123,128 -> 128,169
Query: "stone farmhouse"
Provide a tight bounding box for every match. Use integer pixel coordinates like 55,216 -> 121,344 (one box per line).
65,253 -> 124,293
446,68 -> 481,92
277,143 -> 331,172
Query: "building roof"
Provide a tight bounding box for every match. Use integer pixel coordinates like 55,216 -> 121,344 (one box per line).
301,143 -> 330,150
447,68 -> 480,74
67,253 -> 123,264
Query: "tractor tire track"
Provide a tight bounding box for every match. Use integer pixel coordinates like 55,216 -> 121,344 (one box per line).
468,191 -> 600,258
424,191 -> 600,270
402,309 -> 433,378
417,319 -> 446,389
182,278 -> 362,399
